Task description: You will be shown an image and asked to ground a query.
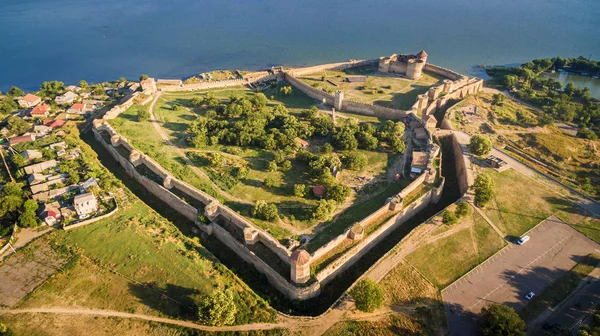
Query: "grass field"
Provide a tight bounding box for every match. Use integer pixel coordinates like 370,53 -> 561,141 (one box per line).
298,67 -> 444,110
0,313 -> 288,336
520,253 -> 600,321
481,168 -> 594,237
323,309 -> 443,336
380,261 -> 440,306
41,199 -> 276,324
406,205 -> 506,288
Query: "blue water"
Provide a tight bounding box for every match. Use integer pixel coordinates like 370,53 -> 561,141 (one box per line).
1,0 -> 599,92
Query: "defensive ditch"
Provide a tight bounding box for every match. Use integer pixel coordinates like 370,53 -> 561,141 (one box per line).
81,130 -> 462,316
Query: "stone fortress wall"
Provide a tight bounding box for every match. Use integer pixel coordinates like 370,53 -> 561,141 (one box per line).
92,52 -> 481,301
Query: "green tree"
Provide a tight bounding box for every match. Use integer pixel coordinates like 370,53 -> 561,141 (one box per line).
442,210 -> 458,225
280,86 -> 293,96
172,104 -> 181,111
191,97 -> 203,106
250,92 -> 268,108
0,96 -> 18,116
492,93 -> 505,106
11,153 -> 25,167
503,75 -> 518,88
342,152 -> 367,171
119,77 -> 127,83
294,184 -> 307,197
326,184 -> 351,204
19,199 -> 39,228
479,304 -> 525,336
468,135 -> 492,156
197,289 -> 237,326
267,161 -> 278,172
137,107 -> 149,122
39,81 -> 65,98
389,137 -> 406,154
302,106 -> 319,119
8,86 -> 24,97
322,143 -> 333,154
280,160 -> 292,172
455,202 -> 470,218
139,74 -> 149,81
312,199 -> 337,221
264,176 -> 276,188
474,174 -> 495,208
349,279 -> 384,312
0,182 -> 25,216
252,200 -> 279,221
79,80 -> 88,89
7,116 -> 30,136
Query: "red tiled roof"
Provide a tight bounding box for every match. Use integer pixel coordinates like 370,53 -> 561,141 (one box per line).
31,103 -> 50,115
9,134 -> 34,145
417,50 -> 428,58
21,94 -> 40,103
43,119 -> 66,128
290,249 -> 311,265
47,211 -> 58,218
312,185 -> 326,198
70,103 -> 84,110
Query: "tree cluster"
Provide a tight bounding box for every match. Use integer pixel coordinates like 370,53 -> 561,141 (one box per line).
468,135 -> 492,156
474,174 -> 495,208
252,200 -> 279,221
479,304 -> 526,336
349,278 -> 384,312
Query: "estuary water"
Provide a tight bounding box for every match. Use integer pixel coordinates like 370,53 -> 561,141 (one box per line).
1,0 -> 599,91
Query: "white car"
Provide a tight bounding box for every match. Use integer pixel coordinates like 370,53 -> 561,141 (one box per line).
516,235 -> 530,245
525,292 -> 535,300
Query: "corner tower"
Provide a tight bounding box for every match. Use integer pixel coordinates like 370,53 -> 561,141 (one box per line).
406,50 -> 428,79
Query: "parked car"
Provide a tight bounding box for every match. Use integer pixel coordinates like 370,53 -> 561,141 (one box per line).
516,235 -> 530,245
525,292 -> 535,300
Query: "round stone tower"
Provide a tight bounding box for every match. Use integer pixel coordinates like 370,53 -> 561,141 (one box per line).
406,50 -> 428,80
290,249 -> 311,284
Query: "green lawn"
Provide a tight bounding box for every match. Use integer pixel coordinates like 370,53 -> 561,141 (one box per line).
482,168 -> 593,237
45,200 -> 276,324
298,68 -> 444,110
520,254 -> 600,321
406,207 -> 506,288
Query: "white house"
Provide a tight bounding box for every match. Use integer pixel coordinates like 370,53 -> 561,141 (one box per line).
73,192 -> 98,219
55,91 -> 78,105
18,94 -> 41,108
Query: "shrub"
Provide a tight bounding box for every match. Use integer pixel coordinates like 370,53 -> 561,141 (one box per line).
342,152 -> 367,171
172,104 -> 181,111
474,174 -> 495,207
325,184 -> 351,204
280,86 -> 293,96
442,210 -> 458,225
267,161 -> 278,172
294,184 -> 307,197
468,135 -> 492,156
197,289 -> 237,326
312,199 -> 337,221
322,143 -> 333,154
264,176 -> 276,188
280,160 -> 292,172
252,200 -> 279,221
349,279 -> 384,312
455,202 -> 470,218
137,107 -> 149,122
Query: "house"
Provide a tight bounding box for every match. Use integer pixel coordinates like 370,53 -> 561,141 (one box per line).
30,176 -> 67,194
140,78 -> 157,95
42,119 -> 66,130
9,134 -> 35,146
33,125 -> 52,136
28,173 -> 46,185
65,85 -> 81,92
295,137 -> 309,149
55,91 -> 78,105
67,103 -> 86,114
22,149 -> 43,160
38,201 -> 62,226
48,141 -> 66,149
30,103 -> 51,117
411,151 -> 428,175
312,185 -> 326,198
18,94 -> 41,108
423,114 -> 437,129
79,177 -> 98,193
73,192 -> 98,219
24,159 -> 58,174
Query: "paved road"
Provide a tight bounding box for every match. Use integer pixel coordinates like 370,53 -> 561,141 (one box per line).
442,216 -> 600,336
530,268 -> 600,335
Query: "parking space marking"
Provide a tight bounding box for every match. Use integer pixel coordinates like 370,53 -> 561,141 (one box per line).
467,236 -> 571,310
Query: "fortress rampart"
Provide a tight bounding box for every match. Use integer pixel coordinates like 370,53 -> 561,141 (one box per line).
91,52 -> 481,301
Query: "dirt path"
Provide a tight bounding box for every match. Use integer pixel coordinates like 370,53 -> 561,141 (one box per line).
147,93 -> 252,205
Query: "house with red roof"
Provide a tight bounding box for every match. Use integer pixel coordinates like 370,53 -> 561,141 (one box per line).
18,94 -> 41,108
30,103 -> 51,117
43,119 -> 66,129
67,103 -> 86,114
312,185 -> 326,198
8,134 -> 35,146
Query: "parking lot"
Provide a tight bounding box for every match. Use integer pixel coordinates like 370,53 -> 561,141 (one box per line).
442,216 -> 600,336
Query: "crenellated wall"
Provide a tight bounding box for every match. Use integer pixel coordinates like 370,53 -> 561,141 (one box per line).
283,73 -> 334,104
286,59 -> 377,77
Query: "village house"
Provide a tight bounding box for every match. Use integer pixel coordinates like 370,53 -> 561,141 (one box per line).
312,185 -> 326,198
22,149 -> 43,161
24,159 -> 58,174
410,151 -> 428,176
38,201 -> 62,226
73,192 -> 98,219
42,119 -> 66,130
30,103 -> 51,117
9,134 -> 35,146
295,137 -> 309,149
18,94 -> 41,108
33,124 -> 52,136
65,85 -> 81,92
55,91 -> 78,105
28,172 -> 46,185
67,103 -> 86,114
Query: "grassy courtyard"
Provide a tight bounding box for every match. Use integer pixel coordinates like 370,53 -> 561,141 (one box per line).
111,85 -> 409,240
298,66 -> 444,110
405,204 -> 506,288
